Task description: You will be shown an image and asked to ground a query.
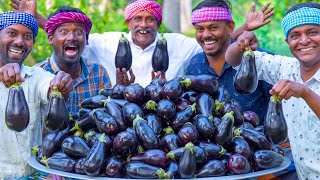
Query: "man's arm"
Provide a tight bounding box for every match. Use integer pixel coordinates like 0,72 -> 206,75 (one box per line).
232,2 -> 274,40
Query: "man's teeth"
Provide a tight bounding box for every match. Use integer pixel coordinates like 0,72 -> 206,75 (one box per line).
9,49 -> 23,55
204,40 -> 216,45
300,47 -> 314,52
139,30 -> 147,34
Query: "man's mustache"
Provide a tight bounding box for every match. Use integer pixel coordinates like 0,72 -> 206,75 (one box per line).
134,27 -> 152,33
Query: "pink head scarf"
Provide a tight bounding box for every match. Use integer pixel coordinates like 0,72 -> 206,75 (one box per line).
192,7 -> 233,25
125,0 -> 162,24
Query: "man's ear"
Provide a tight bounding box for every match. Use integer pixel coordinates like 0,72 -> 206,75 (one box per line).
285,38 -> 288,44
228,21 -> 235,35
48,35 -> 53,45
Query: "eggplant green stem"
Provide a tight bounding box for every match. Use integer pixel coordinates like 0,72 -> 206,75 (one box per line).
98,133 -> 107,143
271,95 -> 281,103
233,128 -> 241,137
146,100 -> 157,110
191,103 -> 196,112
222,111 -> 235,122
179,78 -> 191,88
10,83 -> 20,89
49,89 -> 63,98
219,145 -> 227,156
137,146 -> 144,153
243,49 -> 254,58
166,151 -> 175,160
40,157 -> 49,168
31,145 -> 39,155
132,114 -> 145,128
163,126 -> 174,135
84,130 -> 96,141
184,142 -> 195,154
159,33 -> 167,44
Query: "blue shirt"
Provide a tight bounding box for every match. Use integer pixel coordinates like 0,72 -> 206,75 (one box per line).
38,55 -> 111,114
186,52 -> 272,122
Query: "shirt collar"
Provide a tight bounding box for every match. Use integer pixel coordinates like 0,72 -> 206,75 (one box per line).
127,31 -> 159,51
201,53 -> 231,76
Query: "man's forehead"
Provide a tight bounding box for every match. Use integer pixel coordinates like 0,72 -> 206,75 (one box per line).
289,24 -> 320,33
56,22 -> 86,28
4,24 -> 33,33
133,10 -> 156,18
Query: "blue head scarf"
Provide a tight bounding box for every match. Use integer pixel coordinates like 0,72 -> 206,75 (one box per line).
0,11 -> 39,38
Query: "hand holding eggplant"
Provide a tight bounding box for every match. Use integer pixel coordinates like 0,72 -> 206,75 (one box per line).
49,71 -> 73,96
151,69 -> 167,81
269,79 -> 309,100
116,68 -> 135,86
236,31 -> 259,52
0,63 -> 24,88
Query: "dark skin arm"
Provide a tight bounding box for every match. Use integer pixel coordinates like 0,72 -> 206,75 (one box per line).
151,69 -> 166,81
116,68 -> 135,86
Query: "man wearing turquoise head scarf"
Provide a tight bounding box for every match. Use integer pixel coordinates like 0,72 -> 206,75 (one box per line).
226,2 -> 320,179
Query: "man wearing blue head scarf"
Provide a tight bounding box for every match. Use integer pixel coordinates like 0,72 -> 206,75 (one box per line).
0,11 -> 73,179
226,2 -> 320,179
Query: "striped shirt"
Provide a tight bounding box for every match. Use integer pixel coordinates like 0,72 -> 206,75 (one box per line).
38,54 -> 111,114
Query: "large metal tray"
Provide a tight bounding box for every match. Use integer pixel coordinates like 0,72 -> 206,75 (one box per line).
27,155 -> 291,180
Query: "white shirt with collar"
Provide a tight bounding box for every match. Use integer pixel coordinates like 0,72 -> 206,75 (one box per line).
82,31 -> 202,87
0,65 -> 53,178
251,51 -> 320,180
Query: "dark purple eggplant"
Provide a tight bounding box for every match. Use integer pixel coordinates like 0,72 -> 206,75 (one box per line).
235,128 -> 272,151
179,142 -> 197,178
167,146 -> 206,164
105,156 -> 125,178
196,160 -> 227,177
152,34 -> 169,73
5,83 -> 29,132
84,130 -> 99,147
115,34 -> 132,70
150,77 -> 166,86
234,49 -> 258,94
198,142 -> 226,160
70,110 -> 95,135
40,156 -> 76,173
113,129 -> 137,158
271,144 -> 285,156
162,79 -> 182,100
227,154 -> 252,175
130,149 -> 169,168
214,111 -> 234,147
51,151 -> 69,159
156,99 -> 176,122
243,111 -> 260,127
103,97 -> 126,131
84,133 -> 108,176
80,94 -> 106,109
133,115 -> 159,150
98,88 -> 113,97
177,122 -> 199,145
145,84 -> 163,102
221,102 -> 243,125
212,116 -> 222,127
264,95 -> 288,144
141,100 -> 157,115
196,93 -> 214,120
61,136 -> 90,158
145,113 -> 162,136
230,136 -> 252,159
193,114 -> 215,139
123,102 -> 144,127
44,89 -> 69,131
79,108 -> 92,117
236,122 -> 254,131
180,91 -> 198,104
93,109 -> 119,135
175,97 -> 191,112
254,125 -> 264,133
180,75 -> 219,97
111,84 -> 126,99
165,161 -> 179,179
123,83 -> 145,104
160,127 -> 181,153
75,158 -> 86,174
42,125 -> 72,158
170,103 -> 196,131
124,162 -> 168,179
32,145 -> 43,162
217,85 -> 231,103
253,150 -> 284,169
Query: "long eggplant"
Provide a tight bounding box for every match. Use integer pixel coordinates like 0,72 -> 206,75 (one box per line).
196,93 -> 214,120
196,160 -> 227,177
165,161 -> 179,179
98,88 -> 113,97
75,158 -> 86,175
217,85 -> 231,103
61,136 -> 90,158
103,97 -> 126,131
41,156 -> 75,173
93,109 -> 119,135
170,103 -> 196,131
193,114 -> 215,139
44,89 -> 69,131
198,142 -> 226,160
145,113 -> 162,136
179,142 -> 197,179
133,115 -> 159,150
5,83 -> 30,132
214,111 -> 234,147
152,34 -> 169,73
220,103 -> 243,125
253,150 -> 284,169
167,146 -> 206,164
123,102 -> 143,127
180,75 -> 219,97
130,149 -> 169,168
115,34 -> 132,70
235,128 -> 272,151
80,94 -> 106,109
125,162 -> 168,179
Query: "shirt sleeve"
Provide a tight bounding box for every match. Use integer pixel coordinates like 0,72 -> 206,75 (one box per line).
32,67 -> 55,104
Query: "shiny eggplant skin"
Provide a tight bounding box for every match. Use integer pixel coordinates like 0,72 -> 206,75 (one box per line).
214,112 -> 234,147
5,83 -> 30,132
133,115 -> 160,150
115,34 -> 132,70
227,154 -> 252,175
264,95 -> 288,144
145,84 -> 163,102
170,103 -> 196,131
196,93 -> 214,119
217,85 -> 231,103
196,160 -> 227,177
105,156 -> 125,178
145,113 -> 162,136
253,150 -> 284,169
113,129 -> 137,158
160,131 -> 181,153
71,110 -> 96,132
150,77 -> 166,86
123,102 -> 144,127
271,144 -> 285,156
111,84 -> 126,99
180,75 -> 219,97
167,146 -> 206,164
156,99 -> 176,121
177,122 -> 199,145
130,149 -> 169,168
123,83 -> 145,104
41,156 -> 76,173
93,109 -> 119,135
104,97 -> 126,131
243,111 -> 260,127
166,161 -> 179,179
152,34 -> 169,73
84,134 -> 108,176
180,91 -> 198,104
198,142 -> 226,160
75,158 -> 86,175
175,98 -> 191,112
179,142 -> 197,179
44,89 -> 69,131
230,136 -> 252,159
124,162 -> 168,179
237,128 -> 272,151
193,114 -> 215,139
80,94 -> 106,109
61,136 -> 90,158
98,88 -> 113,97
221,103 -> 243,125
162,80 -> 182,100
233,50 -> 258,94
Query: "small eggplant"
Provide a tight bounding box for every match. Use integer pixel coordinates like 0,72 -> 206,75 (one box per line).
130,149 -> 169,168
80,94 -> 106,109
44,89 -> 69,131
237,122 -> 255,130
145,113 -> 162,136
156,99 -> 176,121
271,144 -> 285,157
105,156 -> 125,178
79,108 -> 92,117
103,97 -> 126,131
124,162 -> 168,179
162,79 -> 182,100
233,49 -> 258,94
84,130 -> 99,147
165,161 -> 179,179
150,77 -> 166,86
214,111 -> 234,147
235,128 -> 272,151
93,109 -> 119,135
113,129 -> 137,158
51,151 -> 69,159
220,102 -> 243,125
5,83 -> 30,132
123,83 -> 145,104
230,136 -> 252,159
167,146 -> 206,164
217,85 -> 231,103
75,158 -> 86,175
180,91 -> 198,104
141,100 -> 157,115
253,150 -> 284,169
180,75 -> 219,97
264,95 -> 288,144
198,142 -> 226,160
115,34 -> 132,71
243,111 -> 260,127
70,110 -> 95,134
170,103 -> 196,131
196,93 -> 214,120
179,142 -> 197,179
145,84 -> 163,102
175,98 -> 191,112
133,115 -> 160,150
152,34 -> 169,73
111,84 -> 126,99
227,154 -> 252,175
61,136 -> 90,158
193,114 -> 215,139
123,102 -> 144,127
196,160 -> 227,177
98,88 -> 113,97
160,127 -> 181,153
177,122 -> 199,145
40,156 -> 76,173
84,134 -> 108,176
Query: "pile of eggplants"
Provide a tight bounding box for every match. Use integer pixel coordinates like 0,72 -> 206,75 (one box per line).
33,75 -> 286,178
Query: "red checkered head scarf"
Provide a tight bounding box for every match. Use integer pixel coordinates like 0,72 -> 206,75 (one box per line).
125,0 -> 162,24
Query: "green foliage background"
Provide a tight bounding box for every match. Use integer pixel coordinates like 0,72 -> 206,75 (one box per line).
0,0 -> 318,65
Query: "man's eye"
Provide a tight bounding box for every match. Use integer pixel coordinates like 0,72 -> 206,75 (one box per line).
76,30 -> 84,34
61,29 -> 67,34
7,31 -> 15,36
25,35 -> 33,40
